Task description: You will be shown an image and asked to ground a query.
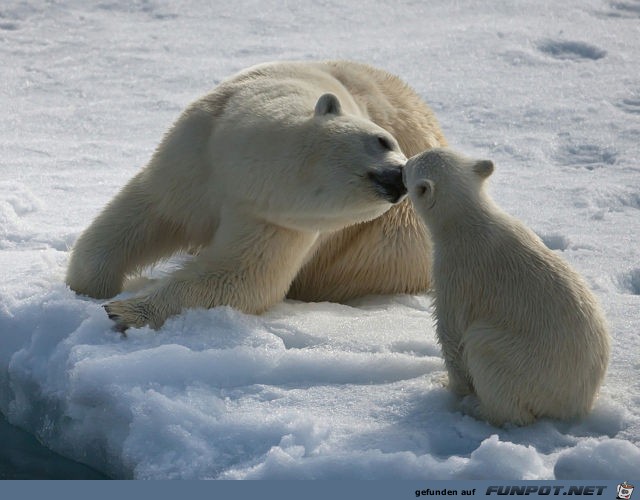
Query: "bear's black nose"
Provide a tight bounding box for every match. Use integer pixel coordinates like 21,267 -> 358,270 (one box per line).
368,167 -> 407,203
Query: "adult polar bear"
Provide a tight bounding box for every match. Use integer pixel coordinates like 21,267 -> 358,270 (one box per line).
66,60 -> 446,330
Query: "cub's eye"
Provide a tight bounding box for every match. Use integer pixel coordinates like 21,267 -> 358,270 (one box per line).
377,136 -> 393,151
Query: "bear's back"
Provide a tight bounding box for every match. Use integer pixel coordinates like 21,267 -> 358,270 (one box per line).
195,60 -> 445,154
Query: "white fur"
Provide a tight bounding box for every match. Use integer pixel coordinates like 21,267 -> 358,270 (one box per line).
404,148 -> 610,426
66,60 -> 447,329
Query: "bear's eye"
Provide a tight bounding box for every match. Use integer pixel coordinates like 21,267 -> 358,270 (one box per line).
377,136 -> 393,151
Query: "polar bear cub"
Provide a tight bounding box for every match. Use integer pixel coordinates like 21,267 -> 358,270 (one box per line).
404,148 -> 610,426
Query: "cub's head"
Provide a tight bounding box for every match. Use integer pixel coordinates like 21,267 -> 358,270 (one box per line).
403,148 -> 494,226
294,93 -> 407,230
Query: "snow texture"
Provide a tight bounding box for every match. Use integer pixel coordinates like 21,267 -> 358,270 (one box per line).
1,0 -> 639,480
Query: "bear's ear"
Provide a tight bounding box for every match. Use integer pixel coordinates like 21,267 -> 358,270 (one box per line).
473,159 -> 494,179
413,179 -> 435,207
314,93 -> 342,117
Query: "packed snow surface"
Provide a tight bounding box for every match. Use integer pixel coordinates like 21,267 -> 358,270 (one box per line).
1,0 -> 639,480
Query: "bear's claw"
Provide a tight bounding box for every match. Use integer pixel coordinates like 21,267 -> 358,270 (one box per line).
103,299 -> 154,332
103,304 -> 130,333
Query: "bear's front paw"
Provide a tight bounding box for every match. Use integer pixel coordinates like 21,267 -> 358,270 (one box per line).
103,298 -> 158,332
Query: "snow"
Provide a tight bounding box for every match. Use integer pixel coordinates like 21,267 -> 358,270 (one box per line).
1,0 -> 639,480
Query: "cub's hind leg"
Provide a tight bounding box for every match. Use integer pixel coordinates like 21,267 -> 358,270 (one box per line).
463,323 -> 536,426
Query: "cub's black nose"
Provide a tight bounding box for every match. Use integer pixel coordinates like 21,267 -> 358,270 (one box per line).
368,167 -> 407,203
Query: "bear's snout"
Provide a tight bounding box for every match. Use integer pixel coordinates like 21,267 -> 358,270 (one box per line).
368,167 -> 407,204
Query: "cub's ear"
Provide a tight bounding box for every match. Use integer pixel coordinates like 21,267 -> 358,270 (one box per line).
314,93 -> 342,117
473,159 -> 494,179
413,179 -> 436,208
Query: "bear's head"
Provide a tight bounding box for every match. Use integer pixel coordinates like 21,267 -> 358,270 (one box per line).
280,93 -> 408,231
403,148 -> 494,227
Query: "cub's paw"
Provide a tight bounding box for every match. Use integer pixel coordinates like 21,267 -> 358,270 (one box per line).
459,394 -> 483,420
446,372 -> 474,397
103,298 -> 157,332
